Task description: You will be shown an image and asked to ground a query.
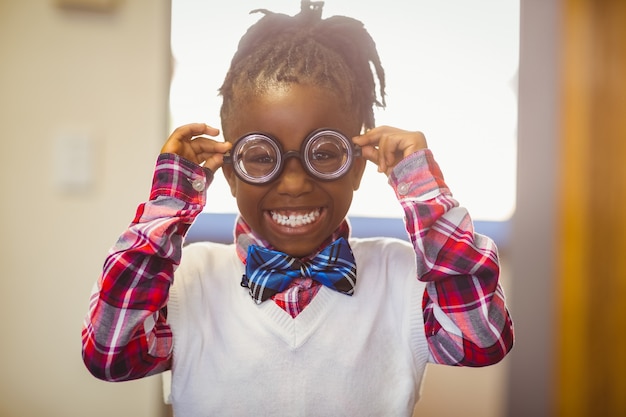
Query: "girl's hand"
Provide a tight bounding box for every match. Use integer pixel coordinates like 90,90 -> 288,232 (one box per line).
160,123 -> 232,172
353,126 -> 428,176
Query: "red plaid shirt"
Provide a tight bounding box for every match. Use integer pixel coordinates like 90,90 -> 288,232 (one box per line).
82,151 -> 514,381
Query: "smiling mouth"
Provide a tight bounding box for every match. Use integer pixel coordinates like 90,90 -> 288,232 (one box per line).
270,208 -> 322,227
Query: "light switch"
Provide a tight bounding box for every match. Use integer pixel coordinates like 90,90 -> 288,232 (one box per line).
53,132 -> 95,193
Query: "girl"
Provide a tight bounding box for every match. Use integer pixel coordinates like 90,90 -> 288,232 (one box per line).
82,2 -> 513,415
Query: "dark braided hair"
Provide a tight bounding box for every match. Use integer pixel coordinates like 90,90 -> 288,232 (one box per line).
219,0 -> 386,136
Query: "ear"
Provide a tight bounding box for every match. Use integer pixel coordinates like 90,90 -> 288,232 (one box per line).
221,165 -> 238,197
349,156 -> 367,191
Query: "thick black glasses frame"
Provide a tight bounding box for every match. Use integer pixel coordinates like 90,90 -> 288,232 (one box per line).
223,128 -> 361,185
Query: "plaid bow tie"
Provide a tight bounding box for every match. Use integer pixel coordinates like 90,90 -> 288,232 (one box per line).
241,237 -> 357,304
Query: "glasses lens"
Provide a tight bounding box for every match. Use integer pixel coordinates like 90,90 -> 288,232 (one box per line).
234,135 -> 280,183
305,131 -> 352,179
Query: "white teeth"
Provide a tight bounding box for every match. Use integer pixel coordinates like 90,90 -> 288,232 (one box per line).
271,209 -> 321,227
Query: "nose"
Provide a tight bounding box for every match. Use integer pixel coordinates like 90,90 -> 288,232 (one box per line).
275,155 -> 314,196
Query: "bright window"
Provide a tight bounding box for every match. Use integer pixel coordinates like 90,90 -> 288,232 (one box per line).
170,0 -> 519,221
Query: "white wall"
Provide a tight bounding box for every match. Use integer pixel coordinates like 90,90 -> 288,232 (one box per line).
0,0 -> 171,416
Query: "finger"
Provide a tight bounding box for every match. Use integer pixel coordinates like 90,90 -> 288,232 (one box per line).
352,126 -> 387,147
353,129 -> 386,169
354,130 -> 390,173
202,150 -> 230,172
375,132 -> 407,174
189,136 -> 231,155
355,127 -> 428,175
190,140 -> 232,169
358,145 -> 381,166
378,134 -> 394,174
385,133 -> 415,170
171,123 -> 220,141
161,123 -> 223,162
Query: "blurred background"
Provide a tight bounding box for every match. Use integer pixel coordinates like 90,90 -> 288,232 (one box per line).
1,0 -> 624,416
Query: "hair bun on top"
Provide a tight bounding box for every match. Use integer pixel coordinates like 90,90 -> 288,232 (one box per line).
251,1 -> 325,22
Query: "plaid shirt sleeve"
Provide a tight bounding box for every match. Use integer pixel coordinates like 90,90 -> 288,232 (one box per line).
389,149 -> 514,366
81,153 -> 210,381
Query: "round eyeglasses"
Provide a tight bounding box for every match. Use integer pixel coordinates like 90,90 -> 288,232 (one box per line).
223,129 -> 361,185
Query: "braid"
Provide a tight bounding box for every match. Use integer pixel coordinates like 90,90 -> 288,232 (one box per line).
219,1 -> 386,133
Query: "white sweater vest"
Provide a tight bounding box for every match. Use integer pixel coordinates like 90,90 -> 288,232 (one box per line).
168,237 -> 429,417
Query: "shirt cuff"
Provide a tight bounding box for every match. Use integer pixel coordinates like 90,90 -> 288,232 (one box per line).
388,149 -> 450,201
149,153 -> 214,205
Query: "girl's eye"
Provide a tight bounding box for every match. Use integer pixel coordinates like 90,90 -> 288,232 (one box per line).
244,153 -> 275,164
311,150 -> 339,161
310,140 -> 345,165
240,141 -> 277,166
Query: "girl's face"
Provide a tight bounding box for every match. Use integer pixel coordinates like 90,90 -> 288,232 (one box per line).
222,84 -> 366,257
